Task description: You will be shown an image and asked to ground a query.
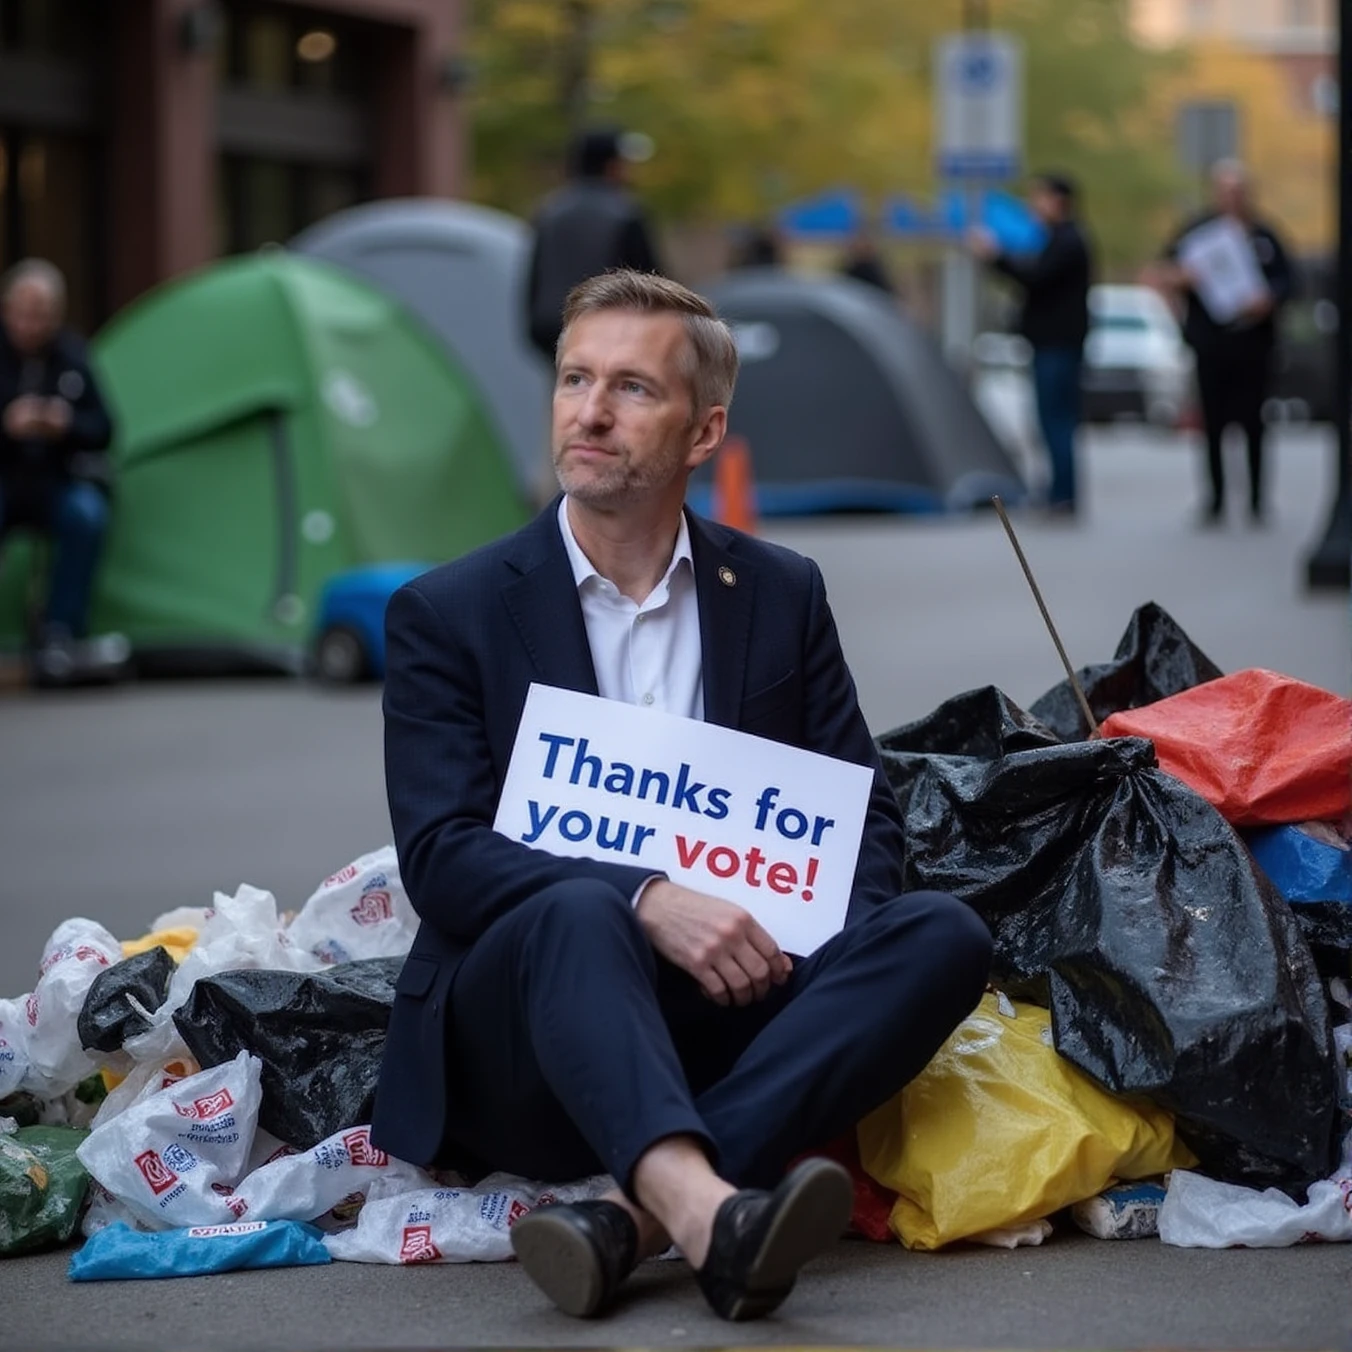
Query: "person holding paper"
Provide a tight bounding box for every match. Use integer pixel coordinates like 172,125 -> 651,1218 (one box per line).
372,270 -> 991,1321
969,172 -> 1094,516
1150,160 -> 1293,525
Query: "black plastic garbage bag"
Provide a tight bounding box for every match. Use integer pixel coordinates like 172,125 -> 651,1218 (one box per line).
78,947 -> 175,1052
1029,601 -> 1223,742
174,958 -> 400,1151
878,688 -> 1340,1188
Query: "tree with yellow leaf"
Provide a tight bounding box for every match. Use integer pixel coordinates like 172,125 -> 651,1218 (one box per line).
468,0 -> 1185,269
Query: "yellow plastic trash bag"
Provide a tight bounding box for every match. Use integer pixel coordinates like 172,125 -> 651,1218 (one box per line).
857,993 -> 1196,1250
121,927 -> 198,965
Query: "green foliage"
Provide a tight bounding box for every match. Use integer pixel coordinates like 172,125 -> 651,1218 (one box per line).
468,0 -> 1185,268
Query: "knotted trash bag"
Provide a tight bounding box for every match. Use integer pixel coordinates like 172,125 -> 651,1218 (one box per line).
173,958 -> 400,1151
876,687 -> 1340,1187
78,947 -> 176,1053
1028,601 -> 1223,742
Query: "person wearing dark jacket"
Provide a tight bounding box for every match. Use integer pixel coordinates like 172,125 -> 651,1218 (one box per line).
373,270 -> 991,1322
526,128 -> 662,360
1154,160 -> 1293,525
970,173 -> 1093,514
0,259 -> 113,671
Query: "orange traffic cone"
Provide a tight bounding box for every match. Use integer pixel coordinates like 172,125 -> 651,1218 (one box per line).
713,436 -> 758,535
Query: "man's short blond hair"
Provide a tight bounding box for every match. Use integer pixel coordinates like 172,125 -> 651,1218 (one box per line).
559,270 -> 739,415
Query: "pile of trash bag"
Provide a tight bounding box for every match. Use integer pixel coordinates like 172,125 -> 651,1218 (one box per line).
0,847 -> 618,1271
868,602 -> 1351,1247
1,601 -> 1349,1267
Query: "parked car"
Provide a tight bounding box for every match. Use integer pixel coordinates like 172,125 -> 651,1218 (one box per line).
312,562 -> 430,683
1081,284 -> 1194,428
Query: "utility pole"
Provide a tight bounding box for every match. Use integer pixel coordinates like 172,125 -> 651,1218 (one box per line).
1304,0 -> 1350,589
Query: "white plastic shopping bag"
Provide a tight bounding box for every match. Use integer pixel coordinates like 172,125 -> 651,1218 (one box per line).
0,997 -> 31,1099
225,1124 -> 434,1225
90,1056 -> 199,1131
24,919 -> 123,1097
1160,1132 -> 1352,1247
324,1172 -> 612,1264
287,847 -> 417,965
77,1050 -> 262,1230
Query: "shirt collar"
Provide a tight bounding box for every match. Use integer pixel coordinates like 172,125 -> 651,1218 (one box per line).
557,497 -> 693,597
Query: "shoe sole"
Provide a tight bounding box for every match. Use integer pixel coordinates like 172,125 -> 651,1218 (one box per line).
510,1211 -> 608,1317
724,1158 -> 854,1321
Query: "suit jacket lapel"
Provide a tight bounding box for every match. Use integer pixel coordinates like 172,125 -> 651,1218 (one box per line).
689,512 -> 754,729
500,502 -> 599,696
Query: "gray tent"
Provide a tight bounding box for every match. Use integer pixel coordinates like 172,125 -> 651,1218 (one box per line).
291,200 -> 552,496
693,270 -> 1026,515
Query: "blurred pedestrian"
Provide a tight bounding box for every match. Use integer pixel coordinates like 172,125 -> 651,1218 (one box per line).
525,128 -> 662,361
970,173 -> 1093,516
732,224 -> 784,269
840,228 -> 895,297
0,259 -> 114,682
1149,161 -> 1293,526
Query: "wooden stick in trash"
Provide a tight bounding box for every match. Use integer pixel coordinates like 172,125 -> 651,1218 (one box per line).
990,496 -> 1100,739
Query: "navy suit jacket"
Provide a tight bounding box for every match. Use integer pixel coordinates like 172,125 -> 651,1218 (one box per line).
371,501 -> 908,1165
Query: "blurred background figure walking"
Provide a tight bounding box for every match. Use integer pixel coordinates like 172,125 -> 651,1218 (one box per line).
839,227 -> 897,298
1149,161 -> 1294,527
0,259 -> 115,685
525,128 -> 663,363
970,173 -> 1094,518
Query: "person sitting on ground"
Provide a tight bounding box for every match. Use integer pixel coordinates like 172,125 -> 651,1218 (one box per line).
371,269 -> 992,1322
0,259 -> 114,681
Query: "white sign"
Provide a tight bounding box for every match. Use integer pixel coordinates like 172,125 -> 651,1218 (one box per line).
934,32 -> 1023,180
1176,215 -> 1269,326
493,684 -> 874,956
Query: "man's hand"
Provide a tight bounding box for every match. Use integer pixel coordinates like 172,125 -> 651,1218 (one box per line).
2,395 -> 45,439
1240,291 -> 1274,322
967,226 -> 998,262
635,880 -> 792,1007
40,398 -> 73,436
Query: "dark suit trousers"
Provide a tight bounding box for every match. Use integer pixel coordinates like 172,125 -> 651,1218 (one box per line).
439,880 -> 992,1195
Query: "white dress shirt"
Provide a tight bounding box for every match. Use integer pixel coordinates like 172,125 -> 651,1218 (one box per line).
557,498 -> 704,720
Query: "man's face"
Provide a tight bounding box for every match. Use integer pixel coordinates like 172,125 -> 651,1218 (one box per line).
2,280 -> 61,356
1213,172 -> 1248,217
1029,184 -> 1063,224
552,310 -> 720,510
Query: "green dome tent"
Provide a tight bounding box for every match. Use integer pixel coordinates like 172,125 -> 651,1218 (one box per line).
78,253 -> 526,671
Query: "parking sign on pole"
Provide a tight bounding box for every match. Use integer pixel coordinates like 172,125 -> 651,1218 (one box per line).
934,32 -> 1023,181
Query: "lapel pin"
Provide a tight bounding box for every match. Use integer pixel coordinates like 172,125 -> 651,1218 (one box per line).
718,565 -> 737,588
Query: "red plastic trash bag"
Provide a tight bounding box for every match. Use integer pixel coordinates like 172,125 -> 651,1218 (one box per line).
1100,669 -> 1351,828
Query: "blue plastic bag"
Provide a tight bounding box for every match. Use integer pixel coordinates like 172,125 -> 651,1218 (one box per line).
69,1220 -> 331,1281
1248,825 -> 1352,904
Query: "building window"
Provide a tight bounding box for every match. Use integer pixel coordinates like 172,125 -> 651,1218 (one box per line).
215,2 -> 374,255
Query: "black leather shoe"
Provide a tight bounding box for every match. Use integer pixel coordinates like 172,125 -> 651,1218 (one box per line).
510,1199 -> 639,1317
695,1157 -> 853,1321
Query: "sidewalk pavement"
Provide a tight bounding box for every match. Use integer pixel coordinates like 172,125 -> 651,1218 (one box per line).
1,424 -> 1349,1349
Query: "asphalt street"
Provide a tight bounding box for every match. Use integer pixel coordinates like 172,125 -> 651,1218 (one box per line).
1,424 -> 1349,1350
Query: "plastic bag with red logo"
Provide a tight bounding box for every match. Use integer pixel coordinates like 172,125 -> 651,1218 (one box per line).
75,1050 -> 262,1230
89,1055 -> 199,1131
173,958 -> 400,1150
221,1123 -> 434,1226
287,846 -> 417,966
0,997 -> 32,1100
23,920 -> 123,1099
1100,669 -> 1352,828
323,1172 -> 612,1264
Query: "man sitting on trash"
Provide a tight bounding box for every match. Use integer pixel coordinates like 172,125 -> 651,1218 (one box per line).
372,269 -> 992,1321
0,258 -> 114,685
